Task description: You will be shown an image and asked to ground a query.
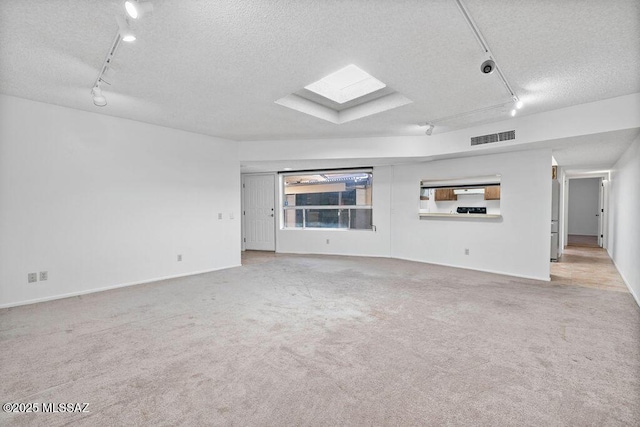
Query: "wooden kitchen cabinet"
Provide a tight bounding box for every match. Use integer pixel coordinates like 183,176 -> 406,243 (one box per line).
484,186 -> 501,200
434,189 -> 458,201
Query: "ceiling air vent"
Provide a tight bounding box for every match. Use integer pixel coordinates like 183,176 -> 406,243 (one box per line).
471,130 -> 515,146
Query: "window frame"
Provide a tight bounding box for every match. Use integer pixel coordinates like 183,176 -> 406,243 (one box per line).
279,168 -> 374,231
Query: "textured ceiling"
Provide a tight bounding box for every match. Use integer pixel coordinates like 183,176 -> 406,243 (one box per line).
0,0 -> 639,144
548,129 -> 640,169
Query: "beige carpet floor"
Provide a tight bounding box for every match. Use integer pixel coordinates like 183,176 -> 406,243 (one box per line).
1,252 -> 639,426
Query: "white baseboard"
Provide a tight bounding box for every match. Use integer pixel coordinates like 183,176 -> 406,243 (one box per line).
0,264 -> 242,310
392,255 -> 550,282
607,249 -> 640,308
276,250 -> 391,259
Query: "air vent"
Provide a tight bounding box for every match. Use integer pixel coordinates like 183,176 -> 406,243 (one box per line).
471,130 -> 515,146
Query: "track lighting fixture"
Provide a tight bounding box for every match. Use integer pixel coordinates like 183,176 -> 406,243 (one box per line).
92,86 -> 107,107
116,15 -> 136,42
480,59 -> 495,75
456,0 -> 526,120
425,124 -> 434,136
90,29 -> 120,108
90,2 -> 152,106
510,98 -> 523,116
419,122 -> 435,135
125,0 -> 154,19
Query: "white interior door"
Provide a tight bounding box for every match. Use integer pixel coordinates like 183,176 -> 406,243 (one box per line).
243,174 -> 275,251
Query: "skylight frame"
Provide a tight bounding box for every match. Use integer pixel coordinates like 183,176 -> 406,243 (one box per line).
304,64 -> 387,104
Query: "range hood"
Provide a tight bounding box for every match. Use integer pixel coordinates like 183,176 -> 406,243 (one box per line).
454,188 -> 485,195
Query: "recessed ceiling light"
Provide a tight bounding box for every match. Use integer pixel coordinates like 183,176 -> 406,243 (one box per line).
304,64 -> 386,104
510,109 -> 517,117
283,167 -> 293,171
515,100 -> 523,109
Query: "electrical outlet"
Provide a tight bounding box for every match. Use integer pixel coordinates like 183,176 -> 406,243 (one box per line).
464,248 -> 470,255
218,213 -> 223,220
39,271 -> 48,281
326,239 -> 330,244
28,273 -> 38,283
177,254 -> 182,262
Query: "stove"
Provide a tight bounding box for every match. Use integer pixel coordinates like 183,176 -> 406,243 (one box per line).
456,207 -> 487,214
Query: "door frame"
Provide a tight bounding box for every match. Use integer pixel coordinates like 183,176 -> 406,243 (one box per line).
563,173 -> 610,249
241,173 -> 278,251
597,177 -> 604,247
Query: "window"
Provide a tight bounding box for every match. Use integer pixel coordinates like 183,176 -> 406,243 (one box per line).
282,170 -> 373,230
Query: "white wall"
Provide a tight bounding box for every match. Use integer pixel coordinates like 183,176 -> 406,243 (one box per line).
391,149 -> 552,281
0,95 -> 241,308
608,136 -> 640,305
567,178 -> 600,235
270,149 -> 552,281
276,166 -> 392,257
240,93 -> 640,164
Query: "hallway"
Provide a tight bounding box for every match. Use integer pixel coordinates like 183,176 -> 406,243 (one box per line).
551,246 -> 629,293
567,234 -> 600,248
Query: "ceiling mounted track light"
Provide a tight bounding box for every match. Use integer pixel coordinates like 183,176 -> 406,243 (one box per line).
512,97 -> 523,115
480,59 -> 495,75
455,0 -> 524,117
89,2 -> 153,106
92,86 -> 107,107
125,0 -> 154,19
425,124 -> 434,136
116,15 -> 136,42
90,29 -> 121,107
418,123 -> 435,136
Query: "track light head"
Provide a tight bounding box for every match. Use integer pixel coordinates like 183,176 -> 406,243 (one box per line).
515,100 -> 523,109
125,0 -> 153,19
116,15 -> 136,42
92,86 -> 107,107
425,124 -> 434,136
481,59 -> 495,74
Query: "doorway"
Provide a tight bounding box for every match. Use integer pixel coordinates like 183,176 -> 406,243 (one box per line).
567,177 -> 602,248
242,174 -> 276,251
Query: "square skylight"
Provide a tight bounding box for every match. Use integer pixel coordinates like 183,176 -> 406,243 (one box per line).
304,64 -> 386,104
